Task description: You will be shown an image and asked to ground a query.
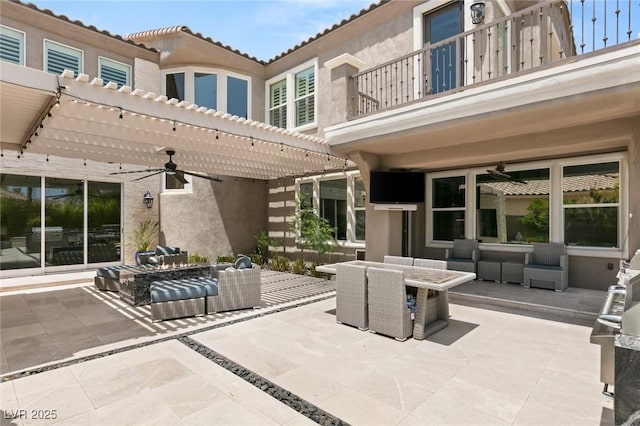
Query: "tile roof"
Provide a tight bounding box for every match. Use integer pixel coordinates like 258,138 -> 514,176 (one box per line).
483,174 -> 618,196
9,0 -> 158,53
125,0 -> 391,64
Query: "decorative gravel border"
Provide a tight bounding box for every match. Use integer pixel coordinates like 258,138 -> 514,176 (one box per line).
0,293 -> 335,382
179,336 -> 348,426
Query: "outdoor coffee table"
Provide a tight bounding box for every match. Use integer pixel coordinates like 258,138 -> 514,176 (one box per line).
118,263 -> 214,306
317,260 -> 476,339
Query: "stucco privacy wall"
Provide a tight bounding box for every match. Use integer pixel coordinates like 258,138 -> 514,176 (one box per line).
0,1 -> 158,79
160,177 -> 268,262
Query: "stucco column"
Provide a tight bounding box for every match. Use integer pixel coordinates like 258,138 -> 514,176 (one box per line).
349,151 -> 403,262
325,54 -> 366,125
627,122 -> 640,258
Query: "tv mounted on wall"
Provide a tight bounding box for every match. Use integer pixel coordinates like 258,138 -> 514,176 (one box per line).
369,171 -> 425,204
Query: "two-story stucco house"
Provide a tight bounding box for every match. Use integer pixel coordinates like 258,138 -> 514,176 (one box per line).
1,0 -> 638,292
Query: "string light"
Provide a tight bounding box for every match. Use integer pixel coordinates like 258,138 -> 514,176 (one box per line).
118,108 -> 123,119
46,155 -> 49,162
215,129 -> 219,140
251,137 -> 254,147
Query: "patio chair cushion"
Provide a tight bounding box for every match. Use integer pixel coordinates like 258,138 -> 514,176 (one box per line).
525,263 -> 562,271
156,245 -> 180,256
235,254 -> 252,269
150,279 -> 207,303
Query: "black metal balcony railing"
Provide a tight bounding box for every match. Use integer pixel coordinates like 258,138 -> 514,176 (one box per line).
351,0 -> 639,118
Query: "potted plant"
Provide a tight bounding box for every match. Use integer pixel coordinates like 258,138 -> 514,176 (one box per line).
130,219 -> 159,264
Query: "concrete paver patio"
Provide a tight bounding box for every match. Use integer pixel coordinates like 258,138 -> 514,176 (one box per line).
0,272 -> 612,425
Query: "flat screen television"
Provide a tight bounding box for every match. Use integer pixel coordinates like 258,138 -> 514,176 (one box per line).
369,171 -> 425,204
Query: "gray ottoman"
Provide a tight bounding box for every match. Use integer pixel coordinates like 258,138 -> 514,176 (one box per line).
150,279 -> 209,322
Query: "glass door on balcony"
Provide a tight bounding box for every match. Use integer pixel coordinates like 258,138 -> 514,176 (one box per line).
423,2 -> 462,94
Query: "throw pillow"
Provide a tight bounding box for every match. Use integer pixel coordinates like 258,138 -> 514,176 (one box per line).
156,245 -> 174,256
234,255 -> 252,269
146,256 -> 160,265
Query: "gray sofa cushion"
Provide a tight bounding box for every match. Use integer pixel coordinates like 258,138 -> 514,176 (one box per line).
150,280 -> 207,303
97,264 -> 154,279
235,255 -> 252,269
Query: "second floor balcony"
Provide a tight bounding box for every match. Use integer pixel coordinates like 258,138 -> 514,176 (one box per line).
350,0 -> 639,119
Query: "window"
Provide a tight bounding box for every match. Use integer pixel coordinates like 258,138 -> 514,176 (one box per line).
295,67 -> 315,127
265,59 -> 317,130
166,72 -> 185,101
162,68 -> 250,118
99,57 -> 130,87
354,176 -> 366,241
162,172 -> 192,193
476,168 -> 550,243
296,172 -> 364,245
227,76 -> 248,118
44,40 -> 82,76
320,179 -> 347,240
0,25 -> 24,65
432,176 -> 465,241
269,80 -> 287,129
195,73 -> 217,110
563,162 -> 619,247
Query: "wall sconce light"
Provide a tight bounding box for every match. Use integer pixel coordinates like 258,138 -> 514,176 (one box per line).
470,1 -> 486,25
143,190 -> 154,209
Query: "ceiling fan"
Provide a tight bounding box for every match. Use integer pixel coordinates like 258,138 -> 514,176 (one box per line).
109,149 -> 222,183
486,162 -> 527,184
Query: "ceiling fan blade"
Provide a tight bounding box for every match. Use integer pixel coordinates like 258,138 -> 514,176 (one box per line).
109,168 -> 164,175
183,170 -> 223,182
131,170 -> 165,182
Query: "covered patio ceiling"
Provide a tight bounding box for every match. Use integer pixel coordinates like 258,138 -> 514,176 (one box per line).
0,62 -> 347,181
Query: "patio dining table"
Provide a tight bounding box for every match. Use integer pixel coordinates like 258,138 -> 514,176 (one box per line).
316,260 -> 476,339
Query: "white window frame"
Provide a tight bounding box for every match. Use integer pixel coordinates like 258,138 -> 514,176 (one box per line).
161,172 -> 193,194
43,39 -> 83,76
268,79 -> 287,129
425,153 -> 628,258
295,170 -> 364,248
265,58 -> 318,132
0,24 -> 25,66
161,67 -> 252,119
98,56 -> 131,87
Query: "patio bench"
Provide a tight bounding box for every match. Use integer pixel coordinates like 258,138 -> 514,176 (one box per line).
149,277 -> 218,322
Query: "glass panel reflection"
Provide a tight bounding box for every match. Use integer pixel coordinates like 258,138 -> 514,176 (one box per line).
320,179 -> 347,240
0,174 -> 42,270
88,181 -> 121,263
476,168 -> 549,243
434,211 -> 465,241
45,178 -> 84,266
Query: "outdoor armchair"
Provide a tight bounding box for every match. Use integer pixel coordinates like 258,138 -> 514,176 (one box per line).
445,239 -> 479,273
335,263 -> 368,330
413,258 -> 447,269
208,264 -> 261,312
383,255 -> 414,266
366,267 -> 413,341
523,242 -> 569,292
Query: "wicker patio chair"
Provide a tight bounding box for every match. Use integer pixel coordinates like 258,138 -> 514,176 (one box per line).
523,242 -> 568,292
413,258 -> 447,269
335,263 -> 368,330
208,264 -> 261,312
383,255 -> 414,266
366,267 -> 413,341
445,239 -> 479,273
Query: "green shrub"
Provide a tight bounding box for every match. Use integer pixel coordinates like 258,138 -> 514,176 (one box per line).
292,258 -> 306,275
310,262 -> 325,278
271,255 -> 290,272
249,253 -> 263,265
188,253 -> 210,264
217,254 -> 235,263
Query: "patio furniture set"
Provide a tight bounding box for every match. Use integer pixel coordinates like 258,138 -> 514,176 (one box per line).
446,239 -> 569,292
95,249 -> 261,321
317,259 -> 476,341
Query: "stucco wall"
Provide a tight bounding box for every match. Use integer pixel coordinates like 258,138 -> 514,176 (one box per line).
159,176 -> 268,262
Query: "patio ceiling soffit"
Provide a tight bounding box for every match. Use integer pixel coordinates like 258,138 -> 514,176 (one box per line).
17,70 -> 348,180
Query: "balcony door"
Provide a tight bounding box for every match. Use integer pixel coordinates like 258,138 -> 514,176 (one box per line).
423,1 -> 462,94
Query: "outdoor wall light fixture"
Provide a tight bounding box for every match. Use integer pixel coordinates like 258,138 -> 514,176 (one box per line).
470,1 -> 486,24
143,190 -> 154,208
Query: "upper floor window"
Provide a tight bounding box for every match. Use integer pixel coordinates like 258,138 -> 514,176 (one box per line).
266,58 -> 317,131
44,39 -> 83,76
162,68 -> 251,119
98,57 -> 130,87
295,67 -> 315,127
269,79 -> 287,129
563,162 -> 619,248
0,25 -> 24,66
